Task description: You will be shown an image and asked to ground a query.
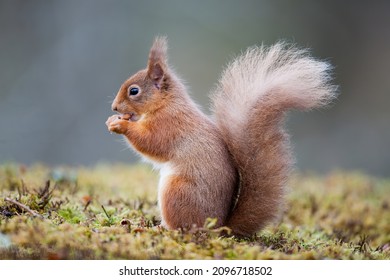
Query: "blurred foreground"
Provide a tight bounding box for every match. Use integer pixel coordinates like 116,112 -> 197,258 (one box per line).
0,164 -> 389,259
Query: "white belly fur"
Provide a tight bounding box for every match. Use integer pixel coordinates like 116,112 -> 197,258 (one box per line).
157,163 -> 174,203
156,163 -> 175,227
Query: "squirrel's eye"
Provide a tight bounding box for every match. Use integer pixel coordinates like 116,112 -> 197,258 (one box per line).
128,86 -> 140,96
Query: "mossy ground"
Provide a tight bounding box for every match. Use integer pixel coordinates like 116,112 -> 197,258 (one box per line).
0,163 -> 389,259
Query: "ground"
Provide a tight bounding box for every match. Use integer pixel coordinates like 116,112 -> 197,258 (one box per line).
0,163 -> 389,259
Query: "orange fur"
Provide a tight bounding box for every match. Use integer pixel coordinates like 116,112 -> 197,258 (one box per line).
106,37 -> 336,236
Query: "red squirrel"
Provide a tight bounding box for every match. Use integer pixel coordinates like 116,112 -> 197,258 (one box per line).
106,37 -> 336,237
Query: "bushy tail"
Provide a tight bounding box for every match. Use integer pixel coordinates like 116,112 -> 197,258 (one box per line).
212,42 -> 337,236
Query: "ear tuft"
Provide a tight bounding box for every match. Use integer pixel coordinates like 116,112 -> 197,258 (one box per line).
147,36 -> 168,89
148,36 -> 168,66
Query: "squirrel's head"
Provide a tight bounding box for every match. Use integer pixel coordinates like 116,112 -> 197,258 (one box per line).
111,36 -> 174,121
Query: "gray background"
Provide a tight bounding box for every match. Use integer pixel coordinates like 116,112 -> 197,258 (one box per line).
1,0 -> 389,176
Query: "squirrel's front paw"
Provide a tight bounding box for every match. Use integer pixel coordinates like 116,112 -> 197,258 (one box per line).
106,115 -> 129,135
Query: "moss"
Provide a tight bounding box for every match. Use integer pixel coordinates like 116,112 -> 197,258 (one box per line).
0,164 -> 389,259
57,207 -> 85,224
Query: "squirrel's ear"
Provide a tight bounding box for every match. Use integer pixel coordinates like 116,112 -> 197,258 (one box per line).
147,36 -> 168,90
148,62 -> 164,90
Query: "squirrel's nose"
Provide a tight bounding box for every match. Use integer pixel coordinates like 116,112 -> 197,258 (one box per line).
112,104 -> 118,112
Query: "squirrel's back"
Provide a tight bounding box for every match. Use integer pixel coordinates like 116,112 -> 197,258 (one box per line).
212,42 -> 337,236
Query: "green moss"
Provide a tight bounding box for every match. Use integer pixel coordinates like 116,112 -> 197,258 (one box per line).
57,208 -> 85,224
0,164 -> 389,259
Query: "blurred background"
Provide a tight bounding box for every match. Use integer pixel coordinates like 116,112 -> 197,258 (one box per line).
0,0 -> 389,176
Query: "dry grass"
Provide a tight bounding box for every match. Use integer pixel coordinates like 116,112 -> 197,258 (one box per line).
0,163 -> 389,259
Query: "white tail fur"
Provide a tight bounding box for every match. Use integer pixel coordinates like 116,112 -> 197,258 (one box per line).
213,42 -> 337,134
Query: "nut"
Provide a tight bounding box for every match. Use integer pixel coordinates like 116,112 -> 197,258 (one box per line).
121,113 -> 132,121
